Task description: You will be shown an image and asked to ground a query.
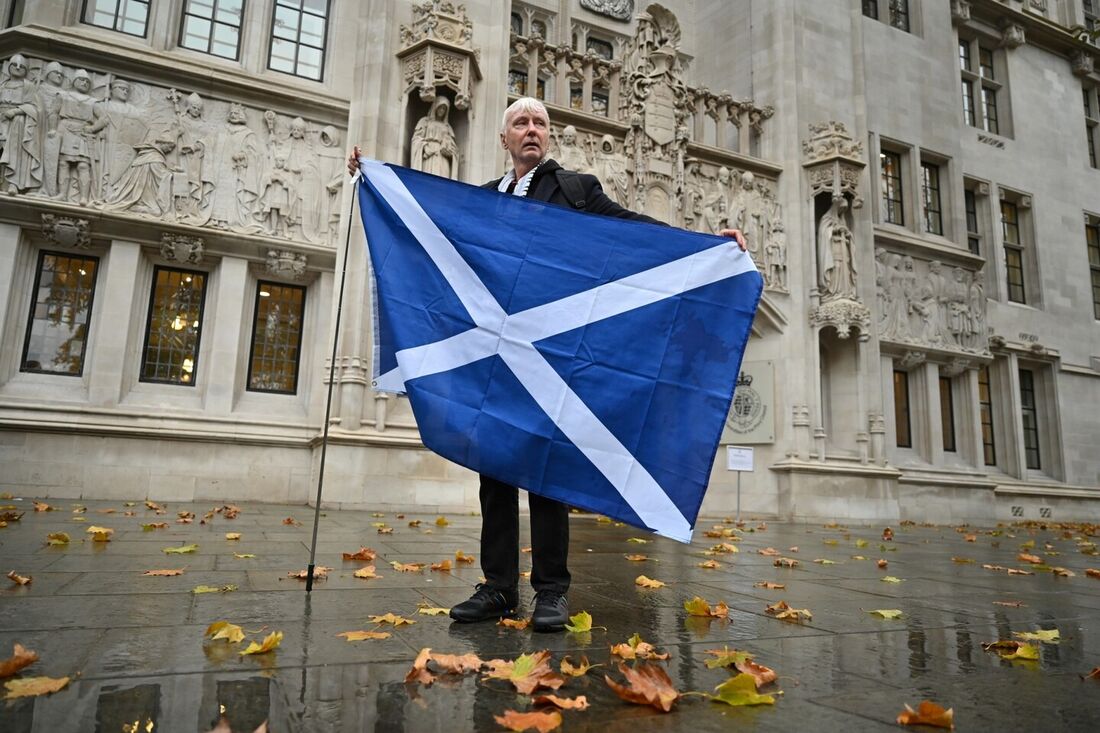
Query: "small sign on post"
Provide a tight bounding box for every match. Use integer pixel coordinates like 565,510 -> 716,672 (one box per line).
726,446 -> 754,522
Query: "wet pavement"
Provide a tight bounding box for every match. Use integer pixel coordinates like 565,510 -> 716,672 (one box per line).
1,497 -> 1099,732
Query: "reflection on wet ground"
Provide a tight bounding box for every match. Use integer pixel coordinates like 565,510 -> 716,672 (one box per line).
1,499 -> 1099,731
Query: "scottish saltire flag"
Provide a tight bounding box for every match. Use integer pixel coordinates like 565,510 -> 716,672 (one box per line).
356,159 -> 762,542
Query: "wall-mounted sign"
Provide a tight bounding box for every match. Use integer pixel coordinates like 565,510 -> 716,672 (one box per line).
726,446 -> 754,472
720,360 -> 775,445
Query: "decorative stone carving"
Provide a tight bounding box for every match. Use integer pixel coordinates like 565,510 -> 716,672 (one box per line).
941,358 -> 972,378
553,124 -> 593,174
803,121 -> 865,209
1071,51 -> 1095,77
876,251 -> 988,355
810,298 -> 871,340
410,96 -> 459,179
400,0 -> 475,48
53,68 -> 106,206
206,102 -> 261,232
398,1 -> 481,111
950,0 -> 971,23
802,121 -> 863,163
41,213 -> 90,249
160,233 -> 204,264
897,351 -> 926,370
593,134 -> 629,205
0,54 -> 43,195
817,195 -> 857,301
580,0 -> 635,22
98,78 -> 149,203
265,249 -> 308,281
763,214 -> 788,293
1000,22 -> 1026,49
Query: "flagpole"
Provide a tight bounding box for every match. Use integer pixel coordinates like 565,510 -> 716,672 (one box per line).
306,168 -> 361,593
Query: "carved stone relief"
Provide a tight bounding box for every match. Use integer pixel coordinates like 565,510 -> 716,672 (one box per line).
41,213 -> 90,249
410,96 -> 459,179
160,233 -> 204,264
580,0 -> 635,22
0,54 -> 347,246
876,250 -> 989,355
398,0 -> 480,110
265,249 -> 308,280
817,195 -> 857,301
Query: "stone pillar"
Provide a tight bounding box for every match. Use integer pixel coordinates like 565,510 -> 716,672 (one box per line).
921,362 -> 943,466
961,367 -> 983,468
527,45 -> 539,98
1003,351 -> 1026,477
737,106 -> 751,154
0,223 -> 19,361
582,59 -> 594,113
694,94 -> 706,141
556,52 -> 571,107
87,241 -> 142,407
202,256 -> 249,415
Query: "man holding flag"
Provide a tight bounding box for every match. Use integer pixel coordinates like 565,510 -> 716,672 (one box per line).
348,96 -> 753,632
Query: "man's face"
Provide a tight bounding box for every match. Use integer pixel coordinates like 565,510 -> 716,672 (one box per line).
501,107 -> 549,169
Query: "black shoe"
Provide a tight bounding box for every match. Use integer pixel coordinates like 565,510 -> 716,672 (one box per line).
531,590 -> 568,633
449,583 -> 519,623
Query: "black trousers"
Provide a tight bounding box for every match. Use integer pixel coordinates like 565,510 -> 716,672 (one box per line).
479,474 -> 570,594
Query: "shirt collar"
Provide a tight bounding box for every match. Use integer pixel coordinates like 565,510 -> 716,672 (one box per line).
497,160 -> 543,197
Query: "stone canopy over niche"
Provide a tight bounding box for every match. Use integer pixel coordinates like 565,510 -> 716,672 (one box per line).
0,54 -> 347,245
875,250 -> 989,356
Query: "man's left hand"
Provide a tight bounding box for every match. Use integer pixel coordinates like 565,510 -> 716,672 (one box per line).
719,228 -> 747,252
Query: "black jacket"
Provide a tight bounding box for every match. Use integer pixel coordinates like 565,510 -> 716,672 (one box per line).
484,158 -> 665,226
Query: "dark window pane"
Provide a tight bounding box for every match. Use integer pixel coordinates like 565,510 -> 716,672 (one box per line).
921,162 -> 943,235
863,0 -> 878,20
1018,368 -> 1041,470
959,41 -> 971,71
880,151 -> 904,225
893,370 -> 911,448
570,85 -> 583,111
1088,224 -> 1100,318
140,268 -> 207,386
979,47 -> 995,79
940,376 -> 956,452
962,79 -> 975,127
587,37 -> 613,60
507,69 -> 527,96
1005,247 -> 1026,303
510,12 -> 522,36
889,0 -> 910,31
592,91 -> 609,117
248,282 -> 306,393
982,86 -> 998,134
978,366 -> 996,466
21,252 -> 98,375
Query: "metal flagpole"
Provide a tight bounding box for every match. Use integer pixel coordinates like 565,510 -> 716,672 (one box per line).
305,168 -> 361,593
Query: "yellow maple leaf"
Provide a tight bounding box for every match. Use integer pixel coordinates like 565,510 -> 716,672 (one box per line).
141,522 -> 168,531
225,533 -> 241,540
698,559 -> 720,569
338,630 -> 391,641
1012,629 -> 1060,643
626,537 -> 650,544
869,609 -> 904,619
233,553 -> 256,559
163,544 -> 199,554
86,525 -> 114,542
205,621 -> 245,644
435,516 -> 450,527
454,550 -> 475,564
354,566 -> 380,579
240,631 -> 283,656
390,561 -> 425,572
880,576 -> 903,583
368,613 -> 416,626
635,575 -> 666,588
982,640 -> 1039,660
564,610 -> 594,632
430,559 -> 453,572
4,675 -> 69,700
417,606 -> 450,616
192,584 -> 237,594
560,655 -> 599,676
46,532 -> 69,546
710,673 -> 776,707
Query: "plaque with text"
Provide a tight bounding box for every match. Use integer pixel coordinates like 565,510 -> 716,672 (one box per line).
720,360 -> 775,445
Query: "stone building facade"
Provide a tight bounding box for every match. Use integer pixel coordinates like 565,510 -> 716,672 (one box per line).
0,0 -> 1097,524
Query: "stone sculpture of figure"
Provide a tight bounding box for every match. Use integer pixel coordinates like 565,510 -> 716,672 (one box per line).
208,103 -> 260,231
764,217 -> 787,291
948,267 -> 970,345
555,125 -> 591,174
285,115 -> 330,241
107,130 -> 183,217
176,91 -> 214,220
410,96 -> 458,179
593,134 -> 629,205
36,61 -> 65,197
730,171 -> 766,258
715,166 -> 733,209
319,125 -> 344,238
682,161 -> 706,231
817,195 -> 857,300
52,69 -> 105,206
900,255 -> 921,337
258,153 -> 295,238
880,253 -> 906,339
702,186 -> 728,234
0,54 -> 43,195
875,249 -> 890,331
918,260 -> 949,344
98,78 -> 148,201
968,270 -> 986,349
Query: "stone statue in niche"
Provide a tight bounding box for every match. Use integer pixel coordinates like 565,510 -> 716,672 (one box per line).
593,134 -> 629,205
702,186 -> 728,234
410,96 -> 458,179
207,102 -> 261,231
51,69 -> 105,206
98,78 -> 148,202
763,215 -> 788,291
817,195 -> 857,300
106,128 -> 183,218
258,152 -> 296,238
287,116 -> 328,242
0,54 -> 43,195
555,125 -> 592,174
682,161 -> 706,232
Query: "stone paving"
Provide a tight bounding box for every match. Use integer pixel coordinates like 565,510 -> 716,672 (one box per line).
1,496 -> 1099,732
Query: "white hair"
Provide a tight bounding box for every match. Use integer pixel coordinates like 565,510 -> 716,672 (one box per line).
501,96 -> 550,132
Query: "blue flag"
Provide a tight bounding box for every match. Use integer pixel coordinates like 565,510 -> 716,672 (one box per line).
356,160 -> 762,542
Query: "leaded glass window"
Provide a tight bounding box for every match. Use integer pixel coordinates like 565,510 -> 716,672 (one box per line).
880,151 -> 904,226
21,251 -> 98,376
978,366 -> 996,466
1018,368 -> 1041,470
893,370 -> 911,448
140,267 -> 207,386
921,162 -> 943,235
1001,201 -> 1025,304
83,0 -> 149,37
247,282 -> 305,393
180,0 -> 245,60
269,0 -> 330,81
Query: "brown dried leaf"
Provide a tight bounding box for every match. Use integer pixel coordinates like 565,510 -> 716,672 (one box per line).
697,559 -> 720,569
1017,553 -> 1042,564
494,710 -> 562,732
765,600 -> 812,622
533,694 -> 589,710
559,655 -> 599,676
773,557 -> 799,568
377,526 -> 394,534
287,566 -> 331,580
455,550 -> 475,564
483,650 -> 563,694
3,675 -> 69,700
753,581 -> 785,589
735,659 -> 777,689
610,633 -> 669,660
405,648 -> 436,685
282,517 -> 302,526
7,570 -> 31,586
431,652 -> 483,674
758,547 -> 780,556
604,662 -> 680,712
430,559 -> 452,572
342,547 -> 377,562
1083,667 -> 1100,680
144,500 -> 164,511
499,617 -> 531,630
354,565 -> 380,579
993,600 -> 1025,607
143,568 -> 185,576
1086,568 -> 1100,579
634,575 -> 666,588
33,501 -> 52,512
0,644 -> 38,679
896,700 -> 955,729
877,559 -> 889,569
390,561 -> 425,573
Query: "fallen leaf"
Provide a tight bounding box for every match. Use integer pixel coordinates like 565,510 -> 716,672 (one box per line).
0,511 -> 24,522
753,581 -> 785,589
869,609 -> 904,619
604,662 -> 680,712
225,533 -> 241,541
610,633 -> 669,660
951,556 -> 974,563
163,544 -> 199,554
1013,629 -> 1060,643
877,559 -> 889,569
455,550 -> 475,564
982,640 -> 1039,660
533,694 -> 589,710
1020,539 -> 1035,549
404,647 -> 436,685
145,500 -> 164,511
33,501 -> 52,512
851,555 -> 867,560
773,557 -> 799,568
499,617 -> 531,629
683,596 -> 728,618
813,558 -> 838,565
390,561 -> 425,573
338,630 -> 391,641
143,568 -> 185,576
3,676 -> 69,700
205,621 -> 245,644
521,546 -> 532,553
1083,667 -> 1100,680
855,538 -> 869,548
178,511 -> 195,521
7,570 -> 31,586
430,559 -> 452,572
435,516 -> 450,527
378,527 -> 394,534
370,522 -> 388,529
483,650 -> 563,694
624,554 -> 649,561
758,547 -> 781,556
882,527 -> 894,541
418,606 -> 450,616
0,644 -> 38,678
627,537 -> 650,544
220,504 -> 241,519
788,546 -> 799,553
964,534 -> 977,542
95,508 -> 116,515
993,600 -> 1025,607
697,559 -> 720,569
734,659 -> 777,688
1050,567 -> 1075,577
45,532 -> 69,546
431,652 -> 483,674
354,566 -> 380,579
342,547 -> 377,562
368,613 -> 416,626
896,700 -> 954,729
1086,569 -> 1100,579
881,576 -> 903,583
765,600 -> 812,622
982,564 -> 1035,576
287,567 -> 331,580
86,525 -> 114,542
703,646 -> 754,669
493,710 -> 562,732
234,553 -> 256,559
192,584 -> 237,594
1017,553 -> 1042,564
407,519 -> 422,527
822,539 -> 839,546
141,522 -> 168,531
560,655 -> 598,676
634,575 -> 666,588
282,517 -> 301,526
709,672 -> 776,706
564,610 -> 594,632
709,542 -> 739,554
240,630 -> 283,656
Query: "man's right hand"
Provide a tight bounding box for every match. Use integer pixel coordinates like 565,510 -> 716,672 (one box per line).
347,145 -> 362,177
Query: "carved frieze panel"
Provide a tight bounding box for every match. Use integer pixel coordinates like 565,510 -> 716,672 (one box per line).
41,214 -> 90,249
160,233 -> 204,264
265,249 -> 308,280
0,54 -> 347,246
